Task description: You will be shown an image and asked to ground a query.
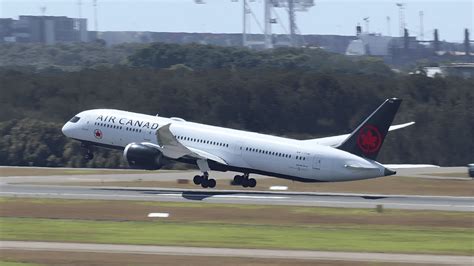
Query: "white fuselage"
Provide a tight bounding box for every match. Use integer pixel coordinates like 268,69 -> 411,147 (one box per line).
62,109 -> 388,182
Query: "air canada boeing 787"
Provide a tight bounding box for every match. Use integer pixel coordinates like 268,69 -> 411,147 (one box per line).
62,98 -> 415,188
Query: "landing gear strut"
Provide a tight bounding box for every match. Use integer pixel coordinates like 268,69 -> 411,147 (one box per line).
81,143 -> 94,160
233,173 -> 256,188
193,172 -> 216,188
84,151 -> 94,160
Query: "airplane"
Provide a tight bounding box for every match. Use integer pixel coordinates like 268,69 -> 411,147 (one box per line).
62,98 -> 415,188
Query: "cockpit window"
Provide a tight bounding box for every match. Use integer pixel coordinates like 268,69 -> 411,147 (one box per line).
69,116 -> 81,123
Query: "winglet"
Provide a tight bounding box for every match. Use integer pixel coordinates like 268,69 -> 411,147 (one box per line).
337,98 -> 402,160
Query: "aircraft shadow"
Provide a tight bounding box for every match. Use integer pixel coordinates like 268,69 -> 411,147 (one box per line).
94,188 -> 388,201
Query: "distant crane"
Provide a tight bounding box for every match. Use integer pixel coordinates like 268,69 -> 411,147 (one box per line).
194,0 -> 315,49
396,3 -> 406,37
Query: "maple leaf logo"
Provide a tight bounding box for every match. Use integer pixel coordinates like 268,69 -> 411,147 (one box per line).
94,129 -> 103,139
357,125 -> 381,153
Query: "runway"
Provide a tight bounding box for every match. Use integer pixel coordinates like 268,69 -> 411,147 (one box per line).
1,184 -> 472,211
1,241 -> 471,265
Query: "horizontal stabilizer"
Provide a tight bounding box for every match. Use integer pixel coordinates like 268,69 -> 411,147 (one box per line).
344,164 -> 379,170
302,121 -> 415,147
382,164 -> 439,169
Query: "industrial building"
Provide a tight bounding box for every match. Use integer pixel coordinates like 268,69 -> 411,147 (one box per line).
0,16 -> 88,44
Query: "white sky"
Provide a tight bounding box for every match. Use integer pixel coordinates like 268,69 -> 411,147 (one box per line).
1,0 -> 472,42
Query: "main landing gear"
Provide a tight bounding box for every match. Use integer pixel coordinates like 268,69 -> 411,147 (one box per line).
192,159 -> 255,189
232,173 -> 256,188
193,172 -> 216,188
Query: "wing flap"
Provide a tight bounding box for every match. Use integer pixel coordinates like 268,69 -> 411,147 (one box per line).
188,147 -> 227,165
152,123 -> 227,165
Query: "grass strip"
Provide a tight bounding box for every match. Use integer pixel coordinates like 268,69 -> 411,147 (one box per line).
0,217 -> 472,255
0,168 -> 182,177
0,262 -> 44,266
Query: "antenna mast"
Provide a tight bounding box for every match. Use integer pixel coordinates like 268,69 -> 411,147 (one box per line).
264,0 -> 273,49
386,16 -> 391,36
93,0 -> 99,31
77,0 -> 83,18
40,6 -> 47,16
396,3 -> 406,37
363,17 -> 370,33
419,10 -> 424,41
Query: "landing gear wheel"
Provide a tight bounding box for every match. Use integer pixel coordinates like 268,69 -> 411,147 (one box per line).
237,174 -> 256,188
208,179 -> 216,188
193,175 -> 202,185
248,178 -> 257,188
201,179 -> 209,188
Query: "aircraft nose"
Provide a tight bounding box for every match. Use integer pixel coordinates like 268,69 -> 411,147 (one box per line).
62,123 -> 72,137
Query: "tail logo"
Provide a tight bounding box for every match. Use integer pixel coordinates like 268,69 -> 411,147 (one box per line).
357,125 -> 381,153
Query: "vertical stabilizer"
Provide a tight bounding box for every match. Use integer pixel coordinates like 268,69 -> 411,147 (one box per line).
337,98 -> 402,160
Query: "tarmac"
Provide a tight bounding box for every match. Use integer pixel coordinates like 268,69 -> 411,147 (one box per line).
1,241 -> 472,265
1,184 -> 472,211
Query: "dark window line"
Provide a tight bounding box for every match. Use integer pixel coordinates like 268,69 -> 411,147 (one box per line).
94,122 -> 146,133
244,147 -> 292,158
175,135 -> 229,148
243,147 -> 309,160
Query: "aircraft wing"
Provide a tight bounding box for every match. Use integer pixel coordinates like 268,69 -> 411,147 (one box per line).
143,123 -> 227,165
302,122 -> 415,147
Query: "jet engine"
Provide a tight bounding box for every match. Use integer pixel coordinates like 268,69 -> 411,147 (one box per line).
123,143 -> 165,170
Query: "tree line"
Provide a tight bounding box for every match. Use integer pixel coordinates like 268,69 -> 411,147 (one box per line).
0,42 -> 472,167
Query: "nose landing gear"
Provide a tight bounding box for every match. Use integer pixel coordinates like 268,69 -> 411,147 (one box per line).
81,143 -> 94,160
84,151 -> 94,160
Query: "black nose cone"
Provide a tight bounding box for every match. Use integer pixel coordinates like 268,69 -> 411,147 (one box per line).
384,168 -> 397,176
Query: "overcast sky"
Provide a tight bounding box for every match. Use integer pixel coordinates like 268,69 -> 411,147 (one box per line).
1,0 -> 472,42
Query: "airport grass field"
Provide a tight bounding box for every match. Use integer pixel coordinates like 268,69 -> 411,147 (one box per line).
1,167 -> 473,265
1,198 -> 472,256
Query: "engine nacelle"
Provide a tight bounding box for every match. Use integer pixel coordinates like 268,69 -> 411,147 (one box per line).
123,143 -> 165,170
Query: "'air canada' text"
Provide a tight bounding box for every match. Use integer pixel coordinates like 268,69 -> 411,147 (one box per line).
96,115 -> 159,129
